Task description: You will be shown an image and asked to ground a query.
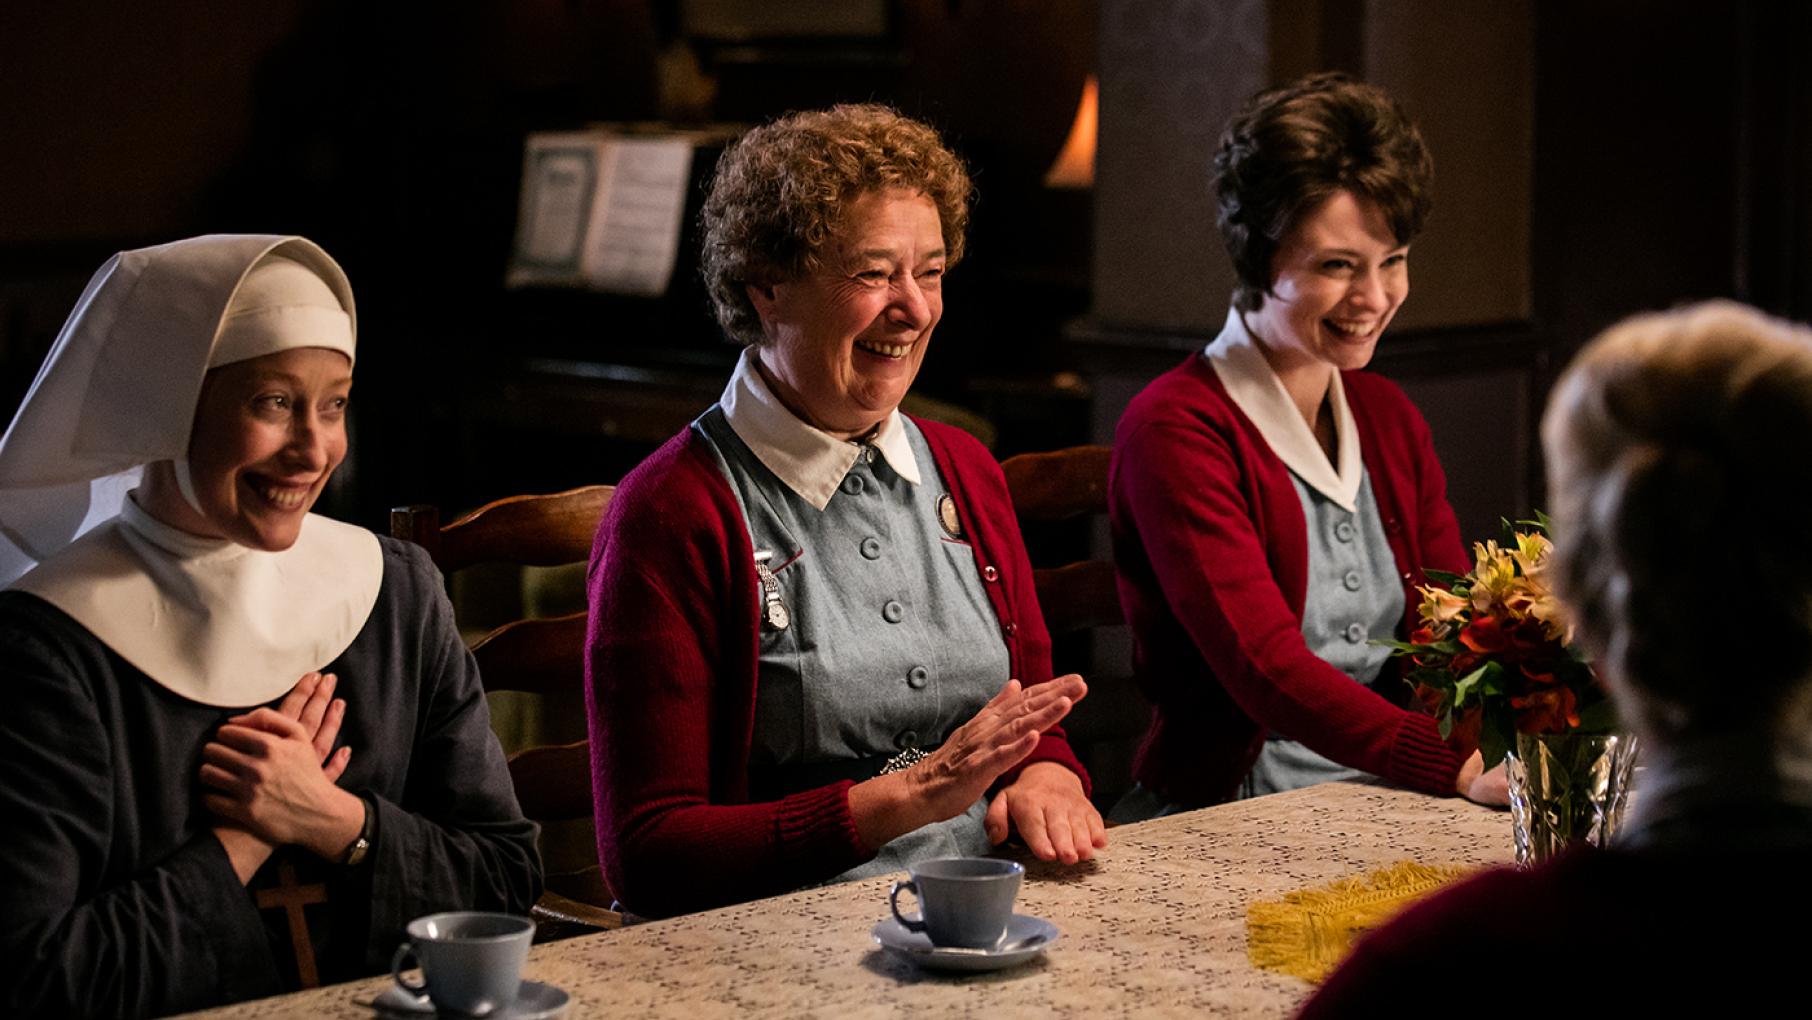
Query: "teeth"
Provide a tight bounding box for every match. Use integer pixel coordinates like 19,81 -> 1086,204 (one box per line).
1326,319 -> 1376,337
855,339 -> 911,358
255,485 -> 309,510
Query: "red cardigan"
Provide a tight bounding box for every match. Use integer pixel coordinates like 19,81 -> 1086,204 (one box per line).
1299,842 -> 1812,1016
1110,354 -> 1471,807
584,417 -> 1088,918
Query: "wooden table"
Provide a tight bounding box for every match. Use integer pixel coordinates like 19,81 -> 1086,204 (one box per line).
179,782 -> 1511,1019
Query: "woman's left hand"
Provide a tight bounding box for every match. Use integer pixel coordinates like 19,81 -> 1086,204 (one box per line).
199,706 -> 366,860
986,761 -> 1108,863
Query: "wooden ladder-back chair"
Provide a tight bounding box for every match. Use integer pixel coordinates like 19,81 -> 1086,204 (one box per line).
999,445 -> 1150,811
391,485 -> 621,939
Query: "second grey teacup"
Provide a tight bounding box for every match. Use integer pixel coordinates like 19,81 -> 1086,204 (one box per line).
889,857 -> 1025,948
391,911 -> 533,1016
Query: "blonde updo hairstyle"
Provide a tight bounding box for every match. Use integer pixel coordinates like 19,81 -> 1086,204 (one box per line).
700,103 -> 973,348
1542,301 -> 1812,739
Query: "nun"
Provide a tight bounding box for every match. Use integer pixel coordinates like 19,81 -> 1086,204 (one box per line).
0,235 -> 540,1017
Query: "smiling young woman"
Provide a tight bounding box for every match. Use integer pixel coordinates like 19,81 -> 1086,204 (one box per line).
1107,73 -> 1505,823
0,236 -> 538,1016
139,347 -> 353,552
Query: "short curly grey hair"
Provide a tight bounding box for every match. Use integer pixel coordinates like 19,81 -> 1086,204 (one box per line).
699,104 -> 973,347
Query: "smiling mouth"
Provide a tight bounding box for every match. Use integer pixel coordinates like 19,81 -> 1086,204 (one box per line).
247,476 -> 314,511
1324,318 -> 1380,341
854,338 -> 913,359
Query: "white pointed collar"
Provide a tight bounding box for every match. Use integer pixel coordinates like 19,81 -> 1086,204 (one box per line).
719,347 -> 921,511
11,495 -> 382,708
1204,306 -> 1363,511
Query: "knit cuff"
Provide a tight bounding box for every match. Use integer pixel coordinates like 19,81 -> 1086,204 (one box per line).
1389,712 -> 1467,797
775,780 -> 870,871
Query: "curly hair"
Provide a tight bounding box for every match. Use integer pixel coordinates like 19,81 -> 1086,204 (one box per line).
1213,72 -> 1433,313
1542,301 -> 1812,737
699,104 -> 973,347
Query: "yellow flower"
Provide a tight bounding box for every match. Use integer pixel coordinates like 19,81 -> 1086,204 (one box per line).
1511,530 -> 1552,578
1469,540 -> 1518,613
1418,585 -> 1469,631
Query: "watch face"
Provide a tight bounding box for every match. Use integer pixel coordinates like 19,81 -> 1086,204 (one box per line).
343,836 -> 370,867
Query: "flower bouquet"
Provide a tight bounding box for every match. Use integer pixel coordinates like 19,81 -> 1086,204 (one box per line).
1383,520 -> 1635,863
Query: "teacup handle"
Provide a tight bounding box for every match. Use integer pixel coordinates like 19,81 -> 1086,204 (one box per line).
889,879 -> 927,933
391,941 -> 429,997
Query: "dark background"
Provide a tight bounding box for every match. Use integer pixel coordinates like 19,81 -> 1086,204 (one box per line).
2,0 -> 1808,536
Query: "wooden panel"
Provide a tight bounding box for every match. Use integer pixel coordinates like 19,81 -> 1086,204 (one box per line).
507,740 -> 594,822
1000,445 -> 1113,524
436,485 -> 614,573
469,613 -> 588,698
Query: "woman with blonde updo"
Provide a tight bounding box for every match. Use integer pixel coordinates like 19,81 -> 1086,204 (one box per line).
1301,300 -> 1812,1014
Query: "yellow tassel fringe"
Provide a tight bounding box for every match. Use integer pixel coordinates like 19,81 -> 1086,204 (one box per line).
1246,860 -> 1476,983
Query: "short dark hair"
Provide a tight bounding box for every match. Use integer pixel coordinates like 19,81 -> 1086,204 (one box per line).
700,104 -> 972,347
1213,72 -> 1433,313
1543,301 -> 1812,737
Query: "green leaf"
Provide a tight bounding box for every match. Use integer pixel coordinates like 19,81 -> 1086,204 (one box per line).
1438,711 -> 1454,740
1451,663 -> 1491,707
1423,569 -> 1468,587
1478,703 -> 1515,769
1575,696 -> 1621,734
1474,660 -> 1507,695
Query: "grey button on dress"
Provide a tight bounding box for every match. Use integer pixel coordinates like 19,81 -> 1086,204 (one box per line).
694,407 -> 1009,880
1242,469 -> 1406,799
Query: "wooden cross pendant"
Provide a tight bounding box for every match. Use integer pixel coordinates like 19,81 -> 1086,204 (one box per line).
255,859 -> 329,988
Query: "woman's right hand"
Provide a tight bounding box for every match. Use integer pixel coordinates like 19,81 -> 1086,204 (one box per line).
1455,750 -> 1510,808
210,672 -> 351,883
848,675 -> 1086,850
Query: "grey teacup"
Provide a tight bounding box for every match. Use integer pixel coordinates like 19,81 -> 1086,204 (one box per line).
889,857 -> 1024,948
391,911 -> 533,1016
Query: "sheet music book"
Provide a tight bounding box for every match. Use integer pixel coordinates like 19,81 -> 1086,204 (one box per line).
508,131 -> 695,296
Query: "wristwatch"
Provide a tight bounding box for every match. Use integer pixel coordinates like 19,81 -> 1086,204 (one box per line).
339,796 -> 374,867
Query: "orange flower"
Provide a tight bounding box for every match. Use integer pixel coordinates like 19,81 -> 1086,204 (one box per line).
1519,661 -> 1559,686
1413,683 -> 1447,714
1512,686 -> 1579,734
1459,615 -> 1508,654
1447,705 -> 1483,753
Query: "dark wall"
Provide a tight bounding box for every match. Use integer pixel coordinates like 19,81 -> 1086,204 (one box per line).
0,1 -> 1096,525
4,2 -> 1807,529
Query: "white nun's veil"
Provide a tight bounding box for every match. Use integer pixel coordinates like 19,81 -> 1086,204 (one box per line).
0,235 -> 382,707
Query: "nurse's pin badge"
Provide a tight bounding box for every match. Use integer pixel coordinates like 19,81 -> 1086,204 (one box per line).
753,549 -> 790,631
937,494 -> 963,540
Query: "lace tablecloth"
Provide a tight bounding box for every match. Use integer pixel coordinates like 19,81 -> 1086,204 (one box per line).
179,781 -> 1511,1019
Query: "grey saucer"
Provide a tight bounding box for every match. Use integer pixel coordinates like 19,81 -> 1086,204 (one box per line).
870,913 -> 1059,972
371,979 -> 570,1018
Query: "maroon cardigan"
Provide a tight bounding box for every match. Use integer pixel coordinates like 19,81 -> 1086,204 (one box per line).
584,417 -> 1088,918
1110,354 -> 1471,807
1299,841 -> 1812,1016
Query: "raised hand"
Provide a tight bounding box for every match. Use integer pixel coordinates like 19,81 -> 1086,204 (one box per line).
849,675 -> 1086,851
203,671 -> 364,872
272,670 -> 352,781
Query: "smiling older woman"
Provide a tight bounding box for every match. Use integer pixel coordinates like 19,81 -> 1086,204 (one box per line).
585,104 -> 1104,919
1108,73 -> 1507,821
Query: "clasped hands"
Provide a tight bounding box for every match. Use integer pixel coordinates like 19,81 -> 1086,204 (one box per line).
201,671 -> 367,883
849,674 -> 1108,865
